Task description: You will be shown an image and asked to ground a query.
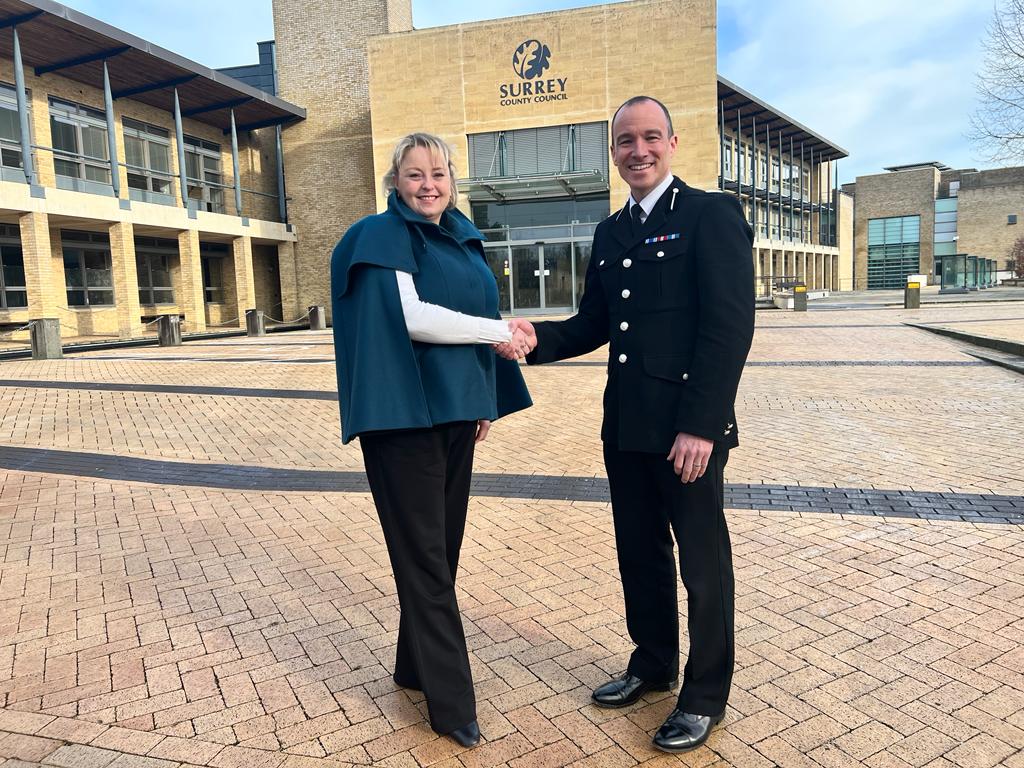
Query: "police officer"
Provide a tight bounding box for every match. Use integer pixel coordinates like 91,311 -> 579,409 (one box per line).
512,95 -> 754,753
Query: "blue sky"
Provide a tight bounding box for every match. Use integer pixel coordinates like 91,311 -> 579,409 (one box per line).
60,0 -> 995,183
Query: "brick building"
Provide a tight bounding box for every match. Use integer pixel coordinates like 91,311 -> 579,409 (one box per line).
844,162 -> 1024,289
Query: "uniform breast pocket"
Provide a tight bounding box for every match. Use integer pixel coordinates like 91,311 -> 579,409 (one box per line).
632,238 -> 690,312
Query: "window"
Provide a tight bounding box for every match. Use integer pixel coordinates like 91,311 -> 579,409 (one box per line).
49,98 -> 110,185
123,118 -> 172,200
184,135 -> 225,213
62,230 -> 114,306
757,154 -> 767,189
771,157 -> 780,193
200,242 -> 228,303
0,224 -> 27,309
468,122 -> 609,181
135,236 -> 176,305
867,216 -> 920,289
721,136 -> 733,179
0,83 -> 28,176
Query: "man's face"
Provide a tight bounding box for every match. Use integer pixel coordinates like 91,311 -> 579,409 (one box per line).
611,100 -> 678,200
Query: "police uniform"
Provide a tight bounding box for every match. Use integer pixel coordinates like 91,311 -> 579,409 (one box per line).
526,176 -> 754,716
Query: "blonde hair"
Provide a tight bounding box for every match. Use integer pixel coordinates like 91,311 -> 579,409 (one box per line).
382,132 -> 460,210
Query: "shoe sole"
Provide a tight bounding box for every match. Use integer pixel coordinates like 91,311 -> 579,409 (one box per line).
590,682 -> 676,709
651,713 -> 725,753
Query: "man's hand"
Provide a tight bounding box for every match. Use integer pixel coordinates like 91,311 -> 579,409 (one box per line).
475,419 -> 491,443
667,432 -> 713,483
494,319 -> 538,360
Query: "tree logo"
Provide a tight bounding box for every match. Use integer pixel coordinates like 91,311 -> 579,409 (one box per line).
513,40 -> 552,80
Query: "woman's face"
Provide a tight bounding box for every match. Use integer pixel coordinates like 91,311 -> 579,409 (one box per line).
396,146 -> 451,224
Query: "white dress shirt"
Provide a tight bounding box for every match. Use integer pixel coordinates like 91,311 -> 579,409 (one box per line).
625,173 -> 675,225
395,271 -> 512,344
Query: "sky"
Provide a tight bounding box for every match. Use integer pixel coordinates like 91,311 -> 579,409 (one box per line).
59,0 -> 996,184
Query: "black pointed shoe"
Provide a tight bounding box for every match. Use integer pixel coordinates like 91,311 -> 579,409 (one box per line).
591,673 -> 676,709
652,708 -> 725,753
448,720 -> 481,748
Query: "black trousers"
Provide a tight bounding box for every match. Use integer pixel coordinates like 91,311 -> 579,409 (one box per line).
603,444 -> 734,715
359,421 -> 477,734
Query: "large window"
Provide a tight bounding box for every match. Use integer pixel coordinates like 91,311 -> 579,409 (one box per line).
867,216 -> 921,289
0,83 -> 28,179
468,122 -> 609,181
0,224 -> 27,309
49,98 -> 110,187
62,230 -> 114,306
721,136 -> 733,179
123,118 -> 172,202
135,236 -> 176,305
200,242 -> 228,303
183,135 -> 225,213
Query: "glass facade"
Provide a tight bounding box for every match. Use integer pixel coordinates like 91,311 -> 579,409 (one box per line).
933,197 -> 958,279
135,236 -> 176,305
471,194 -> 608,230
0,224 -> 27,309
200,242 -> 228,303
123,118 -> 173,203
867,215 -> 920,289
468,122 -> 608,181
49,98 -> 111,188
61,230 -> 114,306
184,135 -> 224,214
0,83 -> 27,180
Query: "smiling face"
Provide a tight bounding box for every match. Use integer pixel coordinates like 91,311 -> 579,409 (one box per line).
396,145 -> 451,224
611,99 -> 678,201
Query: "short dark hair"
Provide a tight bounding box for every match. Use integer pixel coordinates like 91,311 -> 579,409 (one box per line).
611,96 -> 674,143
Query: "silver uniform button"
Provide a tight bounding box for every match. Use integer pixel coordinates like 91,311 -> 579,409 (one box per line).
618,353 -> 627,363
657,250 -> 665,258
682,373 -> 689,381
620,321 -> 629,331
599,260 -> 605,266
623,258 -> 632,268
621,289 -> 631,299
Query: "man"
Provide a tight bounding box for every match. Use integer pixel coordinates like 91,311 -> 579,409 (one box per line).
509,96 -> 754,753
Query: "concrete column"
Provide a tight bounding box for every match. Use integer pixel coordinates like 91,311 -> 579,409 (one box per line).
177,230 -> 206,332
833,255 -> 840,291
30,319 -> 62,359
753,247 -> 763,297
277,241 -> 300,321
108,221 -> 143,338
18,212 -> 58,315
767,249 -> 776,294
231,235 -> 256,327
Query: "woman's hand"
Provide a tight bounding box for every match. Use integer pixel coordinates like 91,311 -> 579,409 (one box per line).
475,419 -> 491,442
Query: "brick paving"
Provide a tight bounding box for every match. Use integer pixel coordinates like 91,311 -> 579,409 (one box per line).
1,306 -> 1023,767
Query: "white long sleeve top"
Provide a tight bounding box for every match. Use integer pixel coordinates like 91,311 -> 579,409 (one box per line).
395,271 -> 512,344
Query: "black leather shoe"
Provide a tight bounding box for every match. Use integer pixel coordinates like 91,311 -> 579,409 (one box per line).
447,720 -> 481,747
392,673 -> 421,690
652,708 -> 725,753
591,673 -> 676,709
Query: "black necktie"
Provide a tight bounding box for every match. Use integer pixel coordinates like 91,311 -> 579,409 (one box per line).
630,203 -> 644,234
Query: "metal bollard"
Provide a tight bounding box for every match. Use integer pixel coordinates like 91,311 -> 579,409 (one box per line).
792,284 -> 807,312
904,281 -> 921,309
29,318 -> 62,360
308,305 -> 326,330
157,314 -> 182,346
245,309 -> 266,337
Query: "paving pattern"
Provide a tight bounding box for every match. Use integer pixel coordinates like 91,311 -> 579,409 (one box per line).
1,303 -> 1023,768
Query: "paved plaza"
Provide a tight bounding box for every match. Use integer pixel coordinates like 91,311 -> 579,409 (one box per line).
0,301 -> 1023,768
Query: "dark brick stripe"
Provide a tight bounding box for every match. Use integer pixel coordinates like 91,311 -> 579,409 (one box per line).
550,360 -> 985,367
0,380 -> 338,401
0,445 -> 1019,524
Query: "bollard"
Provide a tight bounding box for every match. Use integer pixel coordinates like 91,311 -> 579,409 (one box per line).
29,318 -> 63,360
157,314 -> 182,346
308,305 -> 327,330
245,308 -> 266,337
905,281 -> 921,309
792,284 -> 807,312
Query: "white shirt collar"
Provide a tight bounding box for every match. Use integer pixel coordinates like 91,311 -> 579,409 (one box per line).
625,173 -> 675,221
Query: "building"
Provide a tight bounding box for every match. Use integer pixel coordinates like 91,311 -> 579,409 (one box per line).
844,162 -> 1024,289
274,0 -> 851,314
0,0 -> 304,345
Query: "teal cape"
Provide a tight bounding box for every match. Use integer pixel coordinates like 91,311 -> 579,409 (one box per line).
331,194 -> 532,444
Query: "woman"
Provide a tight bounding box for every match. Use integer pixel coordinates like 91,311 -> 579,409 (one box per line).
330,133 -> 532,747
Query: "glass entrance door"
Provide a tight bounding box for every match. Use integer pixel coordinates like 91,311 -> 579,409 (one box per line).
512,245 -> 541,311
484,245 -> 511,312
485,240 -> 586,313
543,243 -> 573,310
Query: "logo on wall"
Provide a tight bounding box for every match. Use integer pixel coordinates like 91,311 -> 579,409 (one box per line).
513,40 -> 551,80
499,39 -> 569,107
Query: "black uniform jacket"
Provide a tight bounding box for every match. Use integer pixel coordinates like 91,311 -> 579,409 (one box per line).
527,178 -> 755,454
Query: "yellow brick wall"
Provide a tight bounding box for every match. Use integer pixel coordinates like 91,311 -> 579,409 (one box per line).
957,171 -> 1024,271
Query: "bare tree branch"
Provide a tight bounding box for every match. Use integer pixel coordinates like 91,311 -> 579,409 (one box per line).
970,0 -> 1024,163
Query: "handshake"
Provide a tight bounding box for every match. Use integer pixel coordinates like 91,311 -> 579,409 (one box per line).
494,318 -> 538,361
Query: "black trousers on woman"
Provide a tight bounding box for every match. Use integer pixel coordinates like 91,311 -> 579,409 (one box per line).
359,420 -> 477,734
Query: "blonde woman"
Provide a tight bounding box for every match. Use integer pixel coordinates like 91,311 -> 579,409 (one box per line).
330,133 -> 532,747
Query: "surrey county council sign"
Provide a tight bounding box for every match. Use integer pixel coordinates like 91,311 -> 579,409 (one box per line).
499,39 -> 569,106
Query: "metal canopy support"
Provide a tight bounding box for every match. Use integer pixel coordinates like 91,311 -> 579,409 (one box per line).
789,135 -> 795,241
275,126 -> 287,223
0,11 -> 43,30
735,106 -> 741,200
763,120 -> 770,236
800,141 -> 805,242
183,97 -> 251,117
230,108 -> 242,216
173,88 -> 188,207
718,101 -> 725,191
35,46 -> 130,76
112,74 -> 197,100
752,114 -> 758,235
12,27 -> 35,186
102,61 -> 120,198
833,159 -> 839,247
